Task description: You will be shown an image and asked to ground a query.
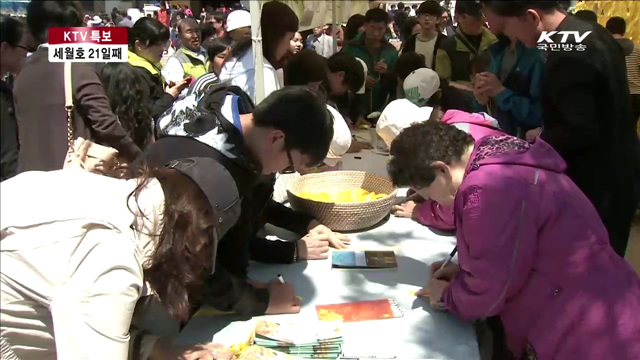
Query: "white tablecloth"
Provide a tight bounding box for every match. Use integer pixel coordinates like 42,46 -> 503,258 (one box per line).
176,212 -> 479,360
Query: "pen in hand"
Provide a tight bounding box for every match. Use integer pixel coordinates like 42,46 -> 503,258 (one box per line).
438,246 -> 458,272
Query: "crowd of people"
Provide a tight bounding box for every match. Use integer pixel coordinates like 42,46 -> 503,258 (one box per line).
0,0 -> 640,359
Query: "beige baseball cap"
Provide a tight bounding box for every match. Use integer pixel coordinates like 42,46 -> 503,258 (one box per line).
354,58 -> 368,95
324,105 -> 352,167
376,99 -> 434,148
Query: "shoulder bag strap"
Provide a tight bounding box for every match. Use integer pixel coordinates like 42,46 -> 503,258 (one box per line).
64,61 -> 74,149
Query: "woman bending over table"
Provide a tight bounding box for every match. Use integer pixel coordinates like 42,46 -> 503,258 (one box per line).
387,121 -> 640,360
0,158 -> 239,360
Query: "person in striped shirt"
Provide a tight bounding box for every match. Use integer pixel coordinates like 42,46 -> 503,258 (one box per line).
606,16 -> 640,135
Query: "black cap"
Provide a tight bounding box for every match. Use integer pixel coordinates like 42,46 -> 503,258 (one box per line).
166,157 -> 241,273
455,0 -> 483,18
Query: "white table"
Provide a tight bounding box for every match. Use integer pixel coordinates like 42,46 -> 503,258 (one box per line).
176,212 -> 480,360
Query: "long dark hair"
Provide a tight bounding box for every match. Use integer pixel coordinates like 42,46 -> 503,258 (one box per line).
128,166 -> 216,323
228,1 -> 298,69
344,14 -> 365,42
100,63 -> 153,150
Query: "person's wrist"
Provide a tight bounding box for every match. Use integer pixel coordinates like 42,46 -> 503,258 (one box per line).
297,239 -> 308,259
307,219 -> 320,232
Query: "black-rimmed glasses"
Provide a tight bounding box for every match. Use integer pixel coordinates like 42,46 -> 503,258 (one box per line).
281,146 -> 296,174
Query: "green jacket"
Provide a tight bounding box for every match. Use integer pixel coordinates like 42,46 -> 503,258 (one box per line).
435,27 -> 497,86
172,46 -> 210,80
341,32 -> 399,113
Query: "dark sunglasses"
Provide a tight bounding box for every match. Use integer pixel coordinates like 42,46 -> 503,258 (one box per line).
281,146 -> 296,174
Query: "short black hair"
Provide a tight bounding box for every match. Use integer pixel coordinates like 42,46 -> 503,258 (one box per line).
606,16 -> 626,36
128,17 -> 170,49
481,0 -> 561,17
178,18 -> 199,33
253,87 -> 333,167
574,9 -> 597,23
204,36 -> 229,59
395,52 -> 426,80
207,11 -> 224,23
27,0 -> 82,44
327,53 -> 364,93
455,0 -> 483,18
0,15 -> 25,48
417,1 -> 444,17
285,49 -> 328,86
199,22 -> 215,41
365,8 -> 390,24
398,2 -> 405,10
388,121 -> 474,187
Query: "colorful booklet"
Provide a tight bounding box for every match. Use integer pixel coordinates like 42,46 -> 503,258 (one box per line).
237,345 -> 303,360
331,251 -> 397,269
316,299 -> 404,323
253,320 -> 343,359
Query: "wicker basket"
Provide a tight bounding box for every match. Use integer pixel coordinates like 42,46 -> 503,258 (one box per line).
287,171 -> 398,232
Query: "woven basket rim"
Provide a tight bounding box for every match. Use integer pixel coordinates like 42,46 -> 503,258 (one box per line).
286,171 -> 398,205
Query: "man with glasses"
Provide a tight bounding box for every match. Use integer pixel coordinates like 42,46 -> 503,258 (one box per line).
440,10 -> 455,37
143,86 -> 346,317
403,1 -> 447,70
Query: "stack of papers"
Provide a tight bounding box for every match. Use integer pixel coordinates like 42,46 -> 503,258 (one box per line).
253,320 -> 343,359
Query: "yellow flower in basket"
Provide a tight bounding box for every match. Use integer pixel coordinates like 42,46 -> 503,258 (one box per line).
298,189 -> 388,203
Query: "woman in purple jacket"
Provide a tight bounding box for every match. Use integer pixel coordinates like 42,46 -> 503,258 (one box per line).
388,121 -> 640,360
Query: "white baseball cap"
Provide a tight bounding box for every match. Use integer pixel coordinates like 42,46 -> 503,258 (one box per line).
226,10 -> 251,32
376,99 -> 433,148
324,105 -> 352,167
403,68 -> 440,106
354,58 -> 368,95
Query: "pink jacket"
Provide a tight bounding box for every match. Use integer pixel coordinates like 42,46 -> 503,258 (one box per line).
414,110 -> 505,230
442,135 -> 640,359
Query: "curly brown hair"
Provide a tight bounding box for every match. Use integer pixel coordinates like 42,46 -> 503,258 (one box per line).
101,63 -> 154,150
128,166 -> 216,323
388,121 -> 474,187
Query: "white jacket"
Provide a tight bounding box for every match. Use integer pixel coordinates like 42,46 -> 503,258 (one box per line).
218,49 -> 281,103
0,170 -> 164,360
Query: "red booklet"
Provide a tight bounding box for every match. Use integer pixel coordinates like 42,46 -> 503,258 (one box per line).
315,299 -> 403,323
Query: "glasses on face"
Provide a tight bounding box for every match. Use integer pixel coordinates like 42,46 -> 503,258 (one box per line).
281,146 -> 296,174
16,45 -> 29,51
418,14 -> 438,20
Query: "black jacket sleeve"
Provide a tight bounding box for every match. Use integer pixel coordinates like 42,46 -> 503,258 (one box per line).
250,236 -> 297,264
540,57 -> 600,156
265,199 -> 316,235
202,264 -> 269,315
136,68 -> 176,122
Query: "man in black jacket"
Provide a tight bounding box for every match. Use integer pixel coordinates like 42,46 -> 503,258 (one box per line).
484,0 -> 640,256
140,85 -> 337,316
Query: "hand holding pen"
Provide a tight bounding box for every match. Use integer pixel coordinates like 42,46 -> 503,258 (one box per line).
415,247 -> 459,310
